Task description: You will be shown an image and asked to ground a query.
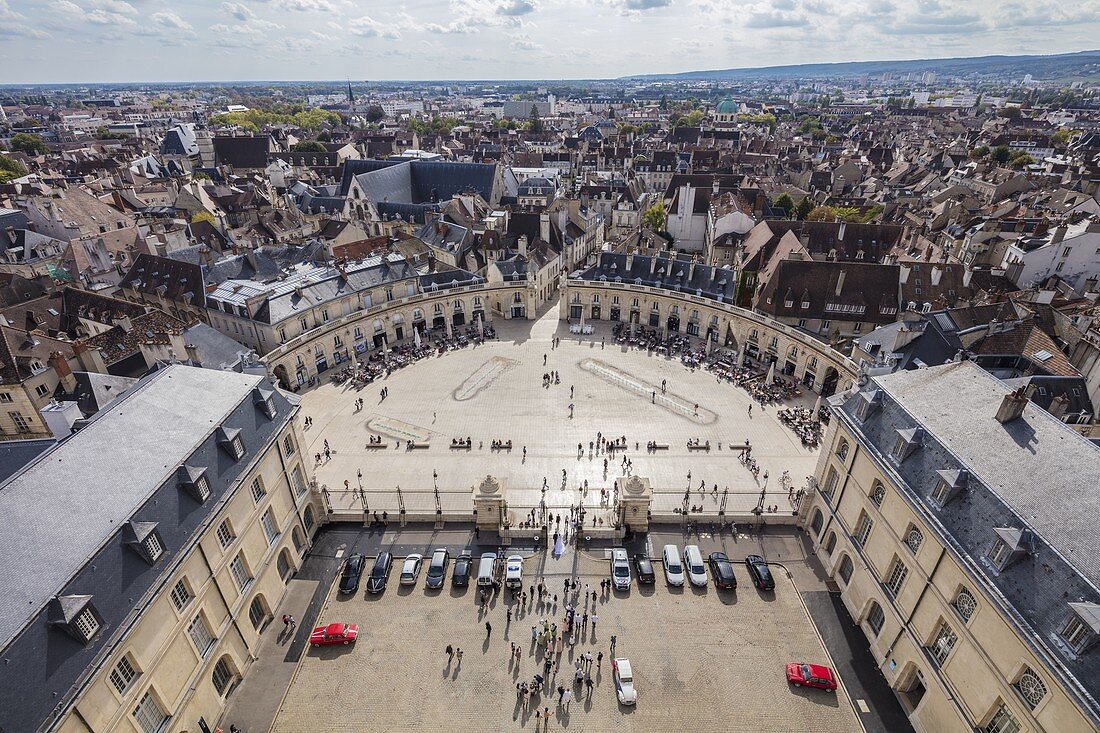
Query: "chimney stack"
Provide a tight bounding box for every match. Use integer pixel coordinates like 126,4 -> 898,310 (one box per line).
518,234 -> 528,257
1048,393 -> 1070,420
48,351 -> 78,393
835,270 -> 846,297
995,386 -> 1029,424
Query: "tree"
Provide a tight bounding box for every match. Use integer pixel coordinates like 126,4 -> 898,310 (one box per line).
794,197 -> 815,220
193,172 -> 212,181
998,107 -> 1022,120
190,210 -> 216,225
991,145 -> 1011,164
774,193 -> 795,217
1009,152 -> 1034,169
292,140 -> 327,152
0,154 -> 28,183
642,201 -> 667,232
971,145 -> 990,159
527,105 -> 544,134
10,132 -> 48,155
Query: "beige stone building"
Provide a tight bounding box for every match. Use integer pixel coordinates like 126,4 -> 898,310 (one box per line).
800,361 -> 1100,733
0,365 -> 319,733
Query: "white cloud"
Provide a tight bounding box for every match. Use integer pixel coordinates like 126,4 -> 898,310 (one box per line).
347,15 -> 402,38
456,0 -> 538,26
220,2 -> 255,21
280,0 -> 337,11
52,0 -> 138,26
425,20 -> 479,34
151,10 -> 195,34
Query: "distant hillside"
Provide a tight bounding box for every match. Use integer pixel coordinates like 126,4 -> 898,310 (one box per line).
625,50 -> 1100,81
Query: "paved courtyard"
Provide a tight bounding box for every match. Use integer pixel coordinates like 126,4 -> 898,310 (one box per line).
271,549 -> 861,733
301,304 -> 821,517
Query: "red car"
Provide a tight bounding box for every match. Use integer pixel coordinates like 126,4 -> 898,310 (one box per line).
786,662 -> 837,691
310,622 -> 359,647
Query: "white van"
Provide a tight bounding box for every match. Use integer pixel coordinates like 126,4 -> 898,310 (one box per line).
662,544 -> 684,586
477,552 -> 497,587
683,545 -> 708,587
505,555 -> 523,589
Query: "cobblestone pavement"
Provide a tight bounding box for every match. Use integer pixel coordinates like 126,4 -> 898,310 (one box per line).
272,549 -> 861,733
301,304 -> 820,517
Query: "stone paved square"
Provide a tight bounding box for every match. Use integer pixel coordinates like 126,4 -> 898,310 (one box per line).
271,550 -> 860,733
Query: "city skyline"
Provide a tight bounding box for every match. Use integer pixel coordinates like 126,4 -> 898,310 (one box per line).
2,0 -> 1100,83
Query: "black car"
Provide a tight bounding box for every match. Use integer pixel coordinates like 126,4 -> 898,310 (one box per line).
708,552 -> 737,590
633,554 -> 656,584
745,554 -> 775,591
426,548 -> 450,589
452,552 -> 472,586
338,553 -> 366,594
366,552 -> 394,594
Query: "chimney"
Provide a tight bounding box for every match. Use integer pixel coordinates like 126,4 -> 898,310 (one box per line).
518,234 -> 528,257
837,221 -> 846,241
1051,225 -> 1068,245
48,351 -> 78,393
1048,393 -> 1070,420
539,211 -> 551,243
995,386 -> 1029,424
25,310 -> 40,332
835,270 -> 846,297
185,342 -> 201,363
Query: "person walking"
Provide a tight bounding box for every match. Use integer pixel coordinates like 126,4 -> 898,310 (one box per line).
591,614 -> 598,631
456,648 -> 463,662
531,624 -> 537,641
485,621 -> 492,638
446,644 -> 454,659
597,651 -> 603,669
557,684 -> 565,705
563,689 -> 572,709
610,635 -> 617,653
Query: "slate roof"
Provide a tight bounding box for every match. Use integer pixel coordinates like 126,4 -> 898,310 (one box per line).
0,365 -> 294,733
755,259 -> 901,324
574,251 -> 737,304
839,362 -> 1100,724
340,159 -> 498,208
117,252 -> 206,309
213,135 -> 274,169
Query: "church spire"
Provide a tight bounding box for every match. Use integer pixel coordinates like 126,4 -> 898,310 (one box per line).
347,79 -> 355,109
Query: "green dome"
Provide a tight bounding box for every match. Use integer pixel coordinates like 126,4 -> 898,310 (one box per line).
715,97 -> 736,114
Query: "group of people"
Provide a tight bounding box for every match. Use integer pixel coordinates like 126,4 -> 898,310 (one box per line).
777,406 -> 824,447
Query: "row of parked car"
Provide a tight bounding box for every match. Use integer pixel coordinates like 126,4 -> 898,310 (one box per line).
609,544 -> 775,592
337,548 -> 523,595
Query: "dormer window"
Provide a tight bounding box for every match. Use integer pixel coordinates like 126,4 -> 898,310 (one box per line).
891,427 -> 923,462
217,427 -> 245,460
986,527 -> 1034,572
48,595 -> 101,643
178,465 -> 210,502
931,469 -> 968,506
855,390 -> 882,421
123,521 -> 164,565
252,387 -> 276,419
1060,602 -> 1100,655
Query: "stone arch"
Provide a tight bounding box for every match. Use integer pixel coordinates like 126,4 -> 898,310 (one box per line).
821,365 -> 840,398
810,508 -> 824,536
303,505 -> 316,532
211,653 -> 242,698
277,548 -> 295,582
248,594 -> 271,630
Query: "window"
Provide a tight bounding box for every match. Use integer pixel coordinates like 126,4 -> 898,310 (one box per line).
231,436 -> 244,459
73,607 -> 100,641
283,435 -> 296,457
824,532 -> 837,554
870,481 -> 886,506
838,554 -> 854,584
928,621 -> 957,665
142,533 -> 164,562
931,479 -> 951,504
133,691 -> 169,733
0,393 -> 11,402
192,473 -> 210,501
212,657 -> 236,696
110,655 -> 140,694
892,436 -> 907,460
250,478 -> 266,503
810,508 -> 824,535
170,579 -> 192,612
821,320 -> 831,332
822,466 -> 839,499
230,553 -> 252,591
292,465 -> 306,497
867,602 -> 885,635
216,520 -> 235,549
984,704 -> 1020,733
801,300 -> 809,309
261,509 -> 279,545
321,308 -> 330,322
905,527 -> 924,555
954,588 -> 977,621
884,557 -> 908,597
10,412 -> 30,433
1014,667 -> 1047,709
853,512 -> 873,546
249,597 -> 268,628
187,615 -> 215,657
987,538 -> 1011,567
836,439 -> 849,460
35,383 -> 50,397
303,505 -> 316,530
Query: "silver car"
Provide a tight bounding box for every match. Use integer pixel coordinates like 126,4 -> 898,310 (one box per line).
610,547 -> 631,590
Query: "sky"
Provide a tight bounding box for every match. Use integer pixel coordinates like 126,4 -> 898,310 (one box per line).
1,0 -> 1099,83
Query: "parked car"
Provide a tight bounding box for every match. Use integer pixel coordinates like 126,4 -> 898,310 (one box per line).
426,548 -> 450,589
477,552 -> 497,587
683,545 -> 708,587
745,555 -> 775,591
661,544 -> 684,586
708,552 -> 737,590
786,662 -> 837,691
310,622 -> 359,647
452,552 -> 472,586
612,658 -> 637,704
365,552 -> 393,594
505,555 -> 523,589
610,548 -> 631,590
633,554 -> 656,584
338,553 -> 366,594
400,554 -> 424,585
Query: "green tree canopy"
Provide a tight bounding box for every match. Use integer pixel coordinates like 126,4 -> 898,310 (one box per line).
794,197 -> 815,220
774,193 -> 795,216
10,132 -> 48,155
527,105 -> 544,134
991,145 -> 1011,164
292,140 -> 327,153
0,154 -> 28,183
643,201 -> 667,232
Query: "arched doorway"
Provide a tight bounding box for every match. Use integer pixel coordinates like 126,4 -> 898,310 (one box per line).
821,366 -> 840,397
292,526 -> 305,553
303,505 -> 316,532
277,548 -> 295,583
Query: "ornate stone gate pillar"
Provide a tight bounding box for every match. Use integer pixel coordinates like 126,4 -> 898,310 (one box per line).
616,475 -> 652,532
